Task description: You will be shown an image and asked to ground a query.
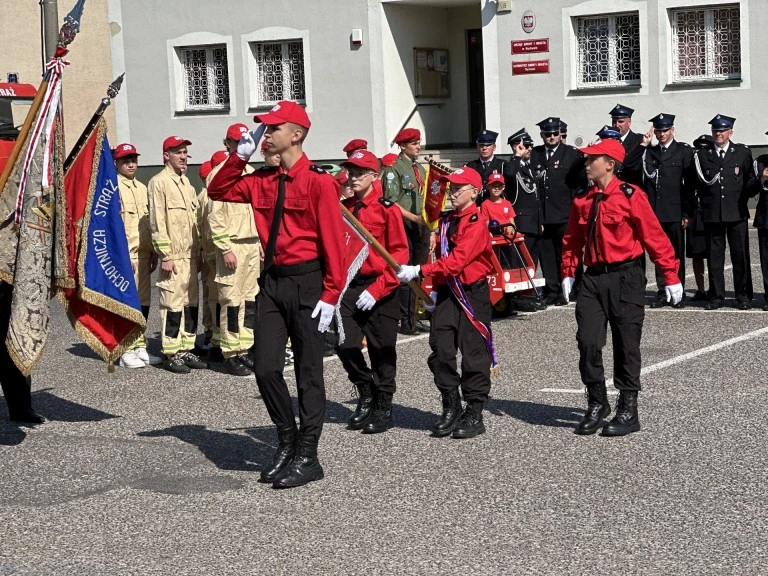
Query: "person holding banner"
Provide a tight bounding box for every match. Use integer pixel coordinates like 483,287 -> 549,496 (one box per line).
336,150 -> 409,434
397,167 -> 497,439
114,143 -> 162,369
208,100 -> 346,489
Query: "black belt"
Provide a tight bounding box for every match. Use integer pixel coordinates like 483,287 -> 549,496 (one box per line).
268,259 -> 323,277
586,258 -> 643,275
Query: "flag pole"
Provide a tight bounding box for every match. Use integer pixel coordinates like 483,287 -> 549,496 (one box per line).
339,203 -> 433,305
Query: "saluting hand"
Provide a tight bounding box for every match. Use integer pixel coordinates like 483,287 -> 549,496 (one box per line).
641,126 -> 654,147
236,131 -> 257,161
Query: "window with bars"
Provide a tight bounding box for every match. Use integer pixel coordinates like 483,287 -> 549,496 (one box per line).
575,13 -> 640,89
251,40 -> 306,107
179,44 -> 230,111
671,5 -> 741,83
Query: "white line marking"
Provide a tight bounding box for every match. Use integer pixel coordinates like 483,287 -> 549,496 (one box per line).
540,326 -> 768,392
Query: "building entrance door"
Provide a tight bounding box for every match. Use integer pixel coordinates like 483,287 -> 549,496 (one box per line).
467,28 -> 485,142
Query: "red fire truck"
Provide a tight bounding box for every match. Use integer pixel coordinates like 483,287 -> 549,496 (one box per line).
0,82 -> 38,173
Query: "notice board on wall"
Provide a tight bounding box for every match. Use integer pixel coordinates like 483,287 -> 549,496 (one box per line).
413,48 -> 450,98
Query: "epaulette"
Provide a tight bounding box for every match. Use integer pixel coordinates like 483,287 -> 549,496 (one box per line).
309,164 -> 327,174
680,142 -> 690,147
469,213 -> 479,223
620,183 -> 635,198
440,209 -> 453,218
258,165 -> 278,173
379,197 -> 395,208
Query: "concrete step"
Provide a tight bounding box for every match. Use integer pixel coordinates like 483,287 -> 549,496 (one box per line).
419,148 -> 478,168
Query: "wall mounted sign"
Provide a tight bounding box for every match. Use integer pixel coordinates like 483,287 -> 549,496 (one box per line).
522,10 -> 536,33
512,60 -> 550,75
511,38 -> 549,54
413,47 -> 450,97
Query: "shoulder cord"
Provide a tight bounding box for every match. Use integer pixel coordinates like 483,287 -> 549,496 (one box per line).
694,152 -> 721,186
641,148 -> 659,185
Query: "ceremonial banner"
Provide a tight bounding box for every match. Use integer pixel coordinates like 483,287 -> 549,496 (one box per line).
421,160 -> 451,230
63,117 -> 145,366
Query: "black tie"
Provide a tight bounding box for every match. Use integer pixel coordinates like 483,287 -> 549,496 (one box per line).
482,161 -> 489,171
661,147 -> 667,154
719,149 -> 725,159
586,192 -> 605,264
352,200 -> 364,218
547,150 -> 553,162
263,173 -> 288,272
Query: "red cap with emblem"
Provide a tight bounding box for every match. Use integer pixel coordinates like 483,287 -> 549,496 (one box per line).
254,100 -> 311,129
341,150 -> 380,172
578,138 -> 626,163
343,139 -> 368,156
226,123 -> 249,141
487,171 -> 504,185
210,150 -> 228,168
394,128 -> 421,145
441,167 -> 482,190
198,161 -> 212,181
336,170 -> 349,185
114,143 -> 140,159
162,136 -> 192,152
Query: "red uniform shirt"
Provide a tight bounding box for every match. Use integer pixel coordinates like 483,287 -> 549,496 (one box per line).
422,204 -> 495,288
342,183 -> 409,300
480,198 -> 516,224
561,177 -> 679,286
207,153 -> 347,304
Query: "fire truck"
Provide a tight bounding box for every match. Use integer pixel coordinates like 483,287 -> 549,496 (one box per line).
0,82 -> 37,173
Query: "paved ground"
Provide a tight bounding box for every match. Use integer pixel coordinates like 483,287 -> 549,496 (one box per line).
2,230 -> 768,575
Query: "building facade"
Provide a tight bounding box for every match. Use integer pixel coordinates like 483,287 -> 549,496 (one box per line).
106,0 -> 766,167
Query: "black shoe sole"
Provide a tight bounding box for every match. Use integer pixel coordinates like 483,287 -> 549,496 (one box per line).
601,423 -> 641,436
272,468 -> 324,489
362,420 -> 394,434
452,423 -> 486,439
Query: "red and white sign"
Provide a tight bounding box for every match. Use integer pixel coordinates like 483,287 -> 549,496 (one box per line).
522,10 -> 536,33
512,60 -> 550,75
512,38 -> 549,54
0,83 -> 37,99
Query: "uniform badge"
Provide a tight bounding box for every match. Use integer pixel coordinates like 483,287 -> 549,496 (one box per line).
430,180 -> 441,195
503,207 -> 508,214
735,167 -> 740,175
554,161 -> 560,169
469,213 -> 479,223
387,173 -> 395,180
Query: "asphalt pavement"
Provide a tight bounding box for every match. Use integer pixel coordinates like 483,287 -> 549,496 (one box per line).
2,231 -> 767,575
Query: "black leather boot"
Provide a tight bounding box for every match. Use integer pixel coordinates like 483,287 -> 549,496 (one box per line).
575,382 -> 611,435
432,388 -> 462,437
452,400 -> 486,439
259,426 -> 297,483
601,390 -> 641,436
348,380 -> 374,430
272,435 -> 324,489
4,376 -> 45,425
362,391 -> 394,434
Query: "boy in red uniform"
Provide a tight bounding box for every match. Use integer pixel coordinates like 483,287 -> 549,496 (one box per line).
561,139 -> 681,437
479,171 -> 516,229
337,151 -> 409,433
208,100 -> 347,488
398,167 -> 497,439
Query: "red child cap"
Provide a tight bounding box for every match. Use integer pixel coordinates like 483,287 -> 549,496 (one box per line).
210,150 -> 228,168
198,160 -> 212,181
578,138 -> 626,163
441,166 -> 482,190
487,171 -> 504,185
342,150 -> 380,173
114,143 -> 140,159
226,123 -> 249,141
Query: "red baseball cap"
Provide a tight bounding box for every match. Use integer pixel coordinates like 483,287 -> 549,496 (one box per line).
210,150 -> 228,168
487,171 -> 504,185
578,138 -> 626,163
114,143 -> 140,159
343,138 -> 368,155
163,136 -> 192,152
394,128 -> 421,145
336,170 -> 349,185
226,123 -> 249,141
260,139 -> 269,151
381,153 -> 398,167
342,150 -> 380,172
441,167 -> 482,190
198,161 -> 212,181
254,100 -> 311,129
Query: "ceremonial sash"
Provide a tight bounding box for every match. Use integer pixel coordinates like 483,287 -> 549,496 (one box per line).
439,216 -> 499,373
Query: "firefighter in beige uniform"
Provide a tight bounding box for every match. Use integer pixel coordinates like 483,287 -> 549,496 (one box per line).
115,143 -> 163,368
148,136 -> 207,373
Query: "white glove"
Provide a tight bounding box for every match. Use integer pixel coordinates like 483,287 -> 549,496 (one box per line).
665,283 -> 683,305
236,131 -> 258,161
311,300 -> 335,332
397,265 -> 421,282
356,290 -> 377,312
424,291 -> 438,313
561,277 -> 575,303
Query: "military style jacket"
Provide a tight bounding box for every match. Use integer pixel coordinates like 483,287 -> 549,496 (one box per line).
466,156 -> 506,204
503,157 -> 542,235
694,142 -> 755,223
641,140 -> 696,223
381,153 -> 425,216
530,144 -> 587,225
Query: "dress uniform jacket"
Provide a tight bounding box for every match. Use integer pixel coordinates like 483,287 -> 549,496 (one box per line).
466,156 -> 506,202
620,131 -> 645,186
641,140 -> 695,223
695,143 -> 755,223
530,144 -> 587,224
750,155 -> 768,229
503,158 -> 542,235
381,153 -> 425,217
148,166 -> 200,261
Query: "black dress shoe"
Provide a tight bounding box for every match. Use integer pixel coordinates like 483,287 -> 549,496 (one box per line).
272,436 -> 324,489
672,296 -> 686,309
692,290 -> 708,302
222,356 -> 252,376
9,409 -> 45,425
542,295 -> 558,306
650,294 -> 666,308
555,295 -> 569,306
737,300 -> 751,310
259,426 -> 296,483
762,303 -> 768,312
704,300 -> 723,310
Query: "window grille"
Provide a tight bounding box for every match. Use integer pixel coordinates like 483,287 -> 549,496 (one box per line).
575,13 -> 640,89
253,40 -> 306,106
180,45 -> 230,111
672,5 -> 741,83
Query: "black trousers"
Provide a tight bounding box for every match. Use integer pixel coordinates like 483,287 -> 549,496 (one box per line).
0,282 -> 33,419
253,267 -> 326,441
399,219 -> 422,326
655,221 -> 686,291
336,280 -> 399,395
575,264 -> 645,391
757,229 -> 768,301
704,221 -> 753,302
522,233 -> 541,270
540,222 -> 568,297
427,281 -> 491,402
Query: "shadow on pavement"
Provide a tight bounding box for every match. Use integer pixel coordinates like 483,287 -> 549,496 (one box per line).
138,424 -> 275,472
31,389 -> 118,422
0,420 -> 26,445
487,398 -> 581,428
327,398 -> 436,432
